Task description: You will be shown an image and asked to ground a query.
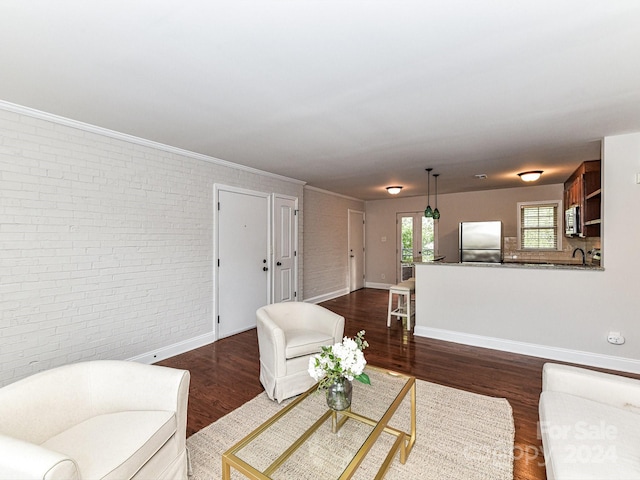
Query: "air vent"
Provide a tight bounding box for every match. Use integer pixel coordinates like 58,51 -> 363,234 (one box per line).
474,174 -> 488,180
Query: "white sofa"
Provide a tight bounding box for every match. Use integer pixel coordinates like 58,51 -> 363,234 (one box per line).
256,302 -> 345,403
539,363 -> 640,480
0,360 -> 190,480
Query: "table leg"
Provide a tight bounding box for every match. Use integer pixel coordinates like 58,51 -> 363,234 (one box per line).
222,459 -> 231,480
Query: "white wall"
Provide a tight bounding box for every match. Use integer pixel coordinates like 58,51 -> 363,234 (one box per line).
415,132 -> 640,373
303,186 -> 365,303
0,105 -> 303,387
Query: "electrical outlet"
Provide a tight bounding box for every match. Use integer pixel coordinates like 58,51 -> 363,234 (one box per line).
381,273 -> 386,280
607,331 -> 625,345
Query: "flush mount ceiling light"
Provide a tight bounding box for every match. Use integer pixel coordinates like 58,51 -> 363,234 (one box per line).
518,170 -> 543,182
386,186 -> 403,195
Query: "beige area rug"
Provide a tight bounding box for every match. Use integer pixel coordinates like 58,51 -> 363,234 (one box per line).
187,379 -> 514,479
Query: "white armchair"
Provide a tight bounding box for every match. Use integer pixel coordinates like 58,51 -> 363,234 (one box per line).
256,302 -> 345,403
0,360 -> 190,480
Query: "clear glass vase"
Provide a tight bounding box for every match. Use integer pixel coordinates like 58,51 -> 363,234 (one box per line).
325,377 -> 352,411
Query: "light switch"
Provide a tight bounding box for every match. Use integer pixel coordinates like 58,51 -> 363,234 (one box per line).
381,236 -> 387,242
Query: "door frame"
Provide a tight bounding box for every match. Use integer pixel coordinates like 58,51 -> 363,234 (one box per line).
396,211 -> 438,282
214,184 -> 272,340
272,193 -> 299,302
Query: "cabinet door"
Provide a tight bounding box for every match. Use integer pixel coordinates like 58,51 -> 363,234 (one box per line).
566,177 -> 581,207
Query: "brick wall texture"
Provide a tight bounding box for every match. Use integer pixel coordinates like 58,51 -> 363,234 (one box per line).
0,108 -> 302,386
303,188 -> 365,301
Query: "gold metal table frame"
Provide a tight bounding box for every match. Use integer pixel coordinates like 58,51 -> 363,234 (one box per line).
222,366 -> 416,480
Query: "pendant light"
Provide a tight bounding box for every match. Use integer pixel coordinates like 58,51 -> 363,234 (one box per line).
424,168 -> 433,217
433,173 -> 441,220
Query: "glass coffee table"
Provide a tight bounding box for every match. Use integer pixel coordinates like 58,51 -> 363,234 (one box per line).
222,366 -> 416,479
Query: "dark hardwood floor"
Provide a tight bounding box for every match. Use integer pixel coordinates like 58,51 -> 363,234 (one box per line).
158,288 -> 639,480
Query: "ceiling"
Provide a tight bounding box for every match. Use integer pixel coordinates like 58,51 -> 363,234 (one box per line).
2,1 -> 640,200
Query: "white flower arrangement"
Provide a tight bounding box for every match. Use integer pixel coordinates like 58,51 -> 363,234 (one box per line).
308,330 -> 371,390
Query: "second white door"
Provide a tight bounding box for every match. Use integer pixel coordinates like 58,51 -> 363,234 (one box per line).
273,194 -> 297,302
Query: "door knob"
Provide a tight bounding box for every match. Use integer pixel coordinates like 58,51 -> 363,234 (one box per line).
263,266 -> 268,271
276,262 -> 282,266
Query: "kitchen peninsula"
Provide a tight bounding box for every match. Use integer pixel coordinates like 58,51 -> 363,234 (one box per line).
412,258 -> 611,373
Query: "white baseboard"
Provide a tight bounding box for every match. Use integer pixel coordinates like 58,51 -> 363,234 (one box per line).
414,326 -> 640,375
131,318 -> 640,376
305,284 -> 392,303
364,282 -> 393,290
127,331 -> 216,365
303,288 -> 350,304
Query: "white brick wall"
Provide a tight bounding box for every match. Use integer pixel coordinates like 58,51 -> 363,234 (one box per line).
0,106 -> 303,386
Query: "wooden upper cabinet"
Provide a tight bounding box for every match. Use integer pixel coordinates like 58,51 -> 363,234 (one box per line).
564,175 -> 581,208
563,160 -> 601,237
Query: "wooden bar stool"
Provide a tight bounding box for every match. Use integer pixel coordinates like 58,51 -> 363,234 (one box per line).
387,278 -> 415,331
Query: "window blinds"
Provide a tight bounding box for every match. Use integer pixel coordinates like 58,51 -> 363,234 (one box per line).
520,203 -> 558,249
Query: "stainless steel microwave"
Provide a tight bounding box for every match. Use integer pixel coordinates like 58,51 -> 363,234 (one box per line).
565,205 -> 580,236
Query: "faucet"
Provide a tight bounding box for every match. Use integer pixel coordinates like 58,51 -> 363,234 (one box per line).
572,248 -> 586,265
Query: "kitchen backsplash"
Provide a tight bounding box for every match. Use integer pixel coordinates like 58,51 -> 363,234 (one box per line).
503,236 -> 601,264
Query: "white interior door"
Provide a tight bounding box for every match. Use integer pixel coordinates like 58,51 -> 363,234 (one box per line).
217,187 -> 270,338
348,209 -> 365,292
273,194 -> 298,302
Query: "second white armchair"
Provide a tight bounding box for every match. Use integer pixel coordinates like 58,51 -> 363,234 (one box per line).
256,302 -> 345,403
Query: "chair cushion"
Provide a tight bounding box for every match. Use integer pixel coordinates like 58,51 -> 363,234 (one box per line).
284,329 -> 334,359
42,410 -> 176,480
395,280 -> 415,291
540,391 -> 640,480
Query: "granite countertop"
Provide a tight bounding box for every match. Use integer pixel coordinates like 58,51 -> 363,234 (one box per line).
414,260 -> 603,271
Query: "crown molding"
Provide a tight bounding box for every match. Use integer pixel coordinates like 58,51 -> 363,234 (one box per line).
0,100 -> 306,186
304,185 -> 363,202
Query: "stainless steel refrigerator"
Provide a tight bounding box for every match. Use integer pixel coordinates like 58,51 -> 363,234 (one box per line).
459,221 -> 503,263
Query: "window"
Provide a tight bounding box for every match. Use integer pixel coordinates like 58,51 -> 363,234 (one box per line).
517,201 -> 561,250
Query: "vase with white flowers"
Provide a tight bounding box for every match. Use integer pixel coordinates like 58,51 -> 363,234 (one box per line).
308,330 -> 370,411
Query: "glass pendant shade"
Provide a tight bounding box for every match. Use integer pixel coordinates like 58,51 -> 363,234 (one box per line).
424,205 -> 433,217
433,208 -> 440,220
